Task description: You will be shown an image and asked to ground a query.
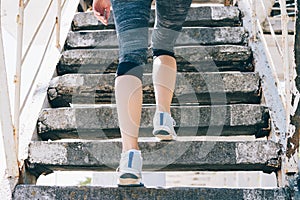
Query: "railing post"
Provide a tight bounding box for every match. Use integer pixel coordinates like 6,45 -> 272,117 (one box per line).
295,2 -> 300,187
79,0 -> 88,11
56,0 -> 62,48
278,0 -> 291,187
15,0 -> 25,158
0,1 -> 20,197
279,0 -> 291,128
251,0 -> 257,41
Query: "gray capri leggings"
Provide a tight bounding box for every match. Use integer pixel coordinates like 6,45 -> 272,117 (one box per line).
111,0 -> 192,80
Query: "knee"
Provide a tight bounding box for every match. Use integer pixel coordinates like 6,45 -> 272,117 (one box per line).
152,49 -> 175,59
116,62 -> 144,81
151,28 -> 179,55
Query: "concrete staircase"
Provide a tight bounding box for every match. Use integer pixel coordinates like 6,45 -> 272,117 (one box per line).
13,4 -> 289,200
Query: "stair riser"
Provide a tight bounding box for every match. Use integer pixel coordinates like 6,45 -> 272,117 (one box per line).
60,46 -> 251,66
39,126 -> 269,141
57,61 -> 253,75
37,105 -> 269,136
47,72 -> 260,107
28,140 -> 279,171
13,185 -> 288,200
49,93 -> 260,107
72,6 -> 241,30
66,27 -> 246,49
57,45 -> 253,75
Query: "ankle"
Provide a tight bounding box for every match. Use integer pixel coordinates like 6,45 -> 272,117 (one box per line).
122,147 -> 139,153
156,107 -> 171,114
122,149 -> 141,154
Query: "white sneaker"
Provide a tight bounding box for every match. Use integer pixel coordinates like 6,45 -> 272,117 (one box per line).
117,149 -> 144,187
152,111 -> 177,141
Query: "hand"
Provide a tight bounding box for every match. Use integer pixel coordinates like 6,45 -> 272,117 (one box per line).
93,0 -> 111,26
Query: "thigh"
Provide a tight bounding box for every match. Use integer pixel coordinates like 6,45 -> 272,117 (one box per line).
151,0 -> 192,52
111,0 -> 152,64
155,0 -> 192,31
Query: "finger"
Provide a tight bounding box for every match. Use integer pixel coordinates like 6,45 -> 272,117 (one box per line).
94,8 -> 107,24
105,8 -> 111,22
94,13 -> 108,25
93,5 -> 109,26
93,10 -> 100,17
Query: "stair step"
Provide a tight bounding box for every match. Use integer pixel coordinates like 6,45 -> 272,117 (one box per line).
72,6 -> 241,31
37,104 -> 269,140
27,139 -> 279,172
13,185 -> 288,200
263,18 -> 295,34
48,72 -> 261,107
66,27 -> 246,49
57,45 -> 252,75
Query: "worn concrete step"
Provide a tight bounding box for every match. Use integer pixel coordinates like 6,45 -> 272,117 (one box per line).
57,45 -> 253,75
263,18 -> 295,34
72,6 -> 241,31
27,139 -> 280,173
48,72 -> 261,107
66,27 -> 246,49
13,185 -> 289,200
37,104 -> 269,140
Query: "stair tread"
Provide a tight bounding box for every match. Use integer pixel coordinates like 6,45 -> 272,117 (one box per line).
48,72 -> 261,107
13,185 -> 288,200
72,6 -> 241,30
66,27 -> 246,49
57,45 -> 252,75
60,45 -> 251,65
37,104 -> 269,140
28,139 -> 279,171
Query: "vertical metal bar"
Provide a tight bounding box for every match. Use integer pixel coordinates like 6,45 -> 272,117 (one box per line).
279,0 -> 290,120
21,0 -> 54,66
23,0 -> 31,8
279,0 -> 290,187
56,0 -> 62,48
279,0 -> 289,144
14,0 -> 25,157
259,0 -> 283,57
79,0 -> 87,11
0,0 -> 19,192
290,0 -> 300,190
251,0 -> 257,41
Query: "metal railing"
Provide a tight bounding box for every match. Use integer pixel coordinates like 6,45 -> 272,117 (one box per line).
271,0 -> 296,17
0,0 -> 79,198
14,0 -> 63,165
240,0 -> 298,186
0,2 -> 19,198
256,0 -> 297,145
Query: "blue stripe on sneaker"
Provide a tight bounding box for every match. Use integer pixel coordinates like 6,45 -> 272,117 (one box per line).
128,151 -> 134,168
160,113 -> 164,126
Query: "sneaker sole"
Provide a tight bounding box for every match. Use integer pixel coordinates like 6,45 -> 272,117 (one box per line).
153,130 -> 175,141
118,183 -> 145,187
118,178 -> 142,186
